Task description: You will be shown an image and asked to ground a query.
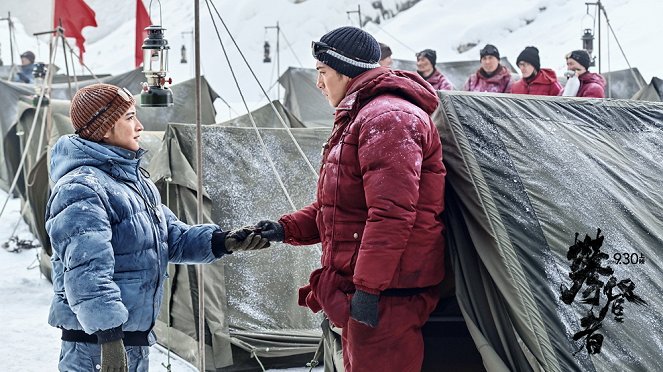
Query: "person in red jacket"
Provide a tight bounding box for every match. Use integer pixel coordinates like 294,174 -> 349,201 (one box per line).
416,48 -> 454,90
563,49 -> 605,98
511,46 -> 562,96
463,44 -> 513,93
254,26 -> 446,372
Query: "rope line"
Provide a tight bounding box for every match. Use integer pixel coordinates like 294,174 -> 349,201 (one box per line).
204,0 -> 297,212
206,0 -> 319,179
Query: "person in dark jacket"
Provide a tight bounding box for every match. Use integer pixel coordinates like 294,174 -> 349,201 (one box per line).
563,49 -> 605,98
46,83 -> 269,372
416,48 -> 454,90
14,50 -> 36,84
511,46 -> 562,96
255,27 -> 446,372
463,44 -> 512,93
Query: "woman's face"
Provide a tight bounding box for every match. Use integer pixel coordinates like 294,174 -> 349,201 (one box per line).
102,105 -> 143,151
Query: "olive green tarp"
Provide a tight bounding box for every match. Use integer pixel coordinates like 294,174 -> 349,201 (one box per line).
278,67 -> 335,128
632,76 -> 663,102
0,68 -> 145,190
218,100 -> 306,129
147,123 -> 328,370
436,91 -> 663,372
1,75 -> 219,194
600,68 -> 646,99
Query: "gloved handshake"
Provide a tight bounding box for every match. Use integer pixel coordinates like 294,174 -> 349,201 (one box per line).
215,220 -> 285,255
224,226 -> 270,252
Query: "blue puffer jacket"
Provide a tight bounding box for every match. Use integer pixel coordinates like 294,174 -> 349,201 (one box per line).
46,135 -> 221,338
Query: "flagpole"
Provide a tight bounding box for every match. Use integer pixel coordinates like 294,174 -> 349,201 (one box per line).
194,0 -> 206,371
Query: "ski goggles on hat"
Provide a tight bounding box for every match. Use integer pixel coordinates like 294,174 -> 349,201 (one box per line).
311,41 -> 375,64
75,87 -> 132,135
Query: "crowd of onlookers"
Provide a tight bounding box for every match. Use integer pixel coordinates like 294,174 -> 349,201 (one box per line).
378,42 -> 605,98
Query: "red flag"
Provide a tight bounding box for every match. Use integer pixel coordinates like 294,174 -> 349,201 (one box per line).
53,0 -> 97,63
136,0 -> 153,67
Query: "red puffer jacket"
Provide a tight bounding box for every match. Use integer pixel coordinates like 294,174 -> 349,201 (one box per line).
280,67 -> 446,327
577,71 -> 605,98
511,68 -> 562,96
463,65 -> 513,93
423,68 -> 454,91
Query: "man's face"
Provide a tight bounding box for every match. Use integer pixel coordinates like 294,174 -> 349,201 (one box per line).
102,104 -> 144,151
316,61 -> 351,108
481,55 -> 499,73
379,56 -> 392,68
517,61 -> 535,78
21,57 -> 31,66
416,56 -> 434,76
566,58 -> 587,74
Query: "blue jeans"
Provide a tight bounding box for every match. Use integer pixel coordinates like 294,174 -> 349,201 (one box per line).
58,341 -> 149,372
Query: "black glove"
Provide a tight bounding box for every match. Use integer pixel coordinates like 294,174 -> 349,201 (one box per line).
350,289 -> 379,328
100,339 -> 127,372
225,226 -> 270,252
256,220 -> 285,242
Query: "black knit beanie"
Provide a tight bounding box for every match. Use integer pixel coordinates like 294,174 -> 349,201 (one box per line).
480,44 -> 500,59
517,46 -> 540,71
416,49 -> 437,66
313,26 -> 381,78
567,49 -> 591,70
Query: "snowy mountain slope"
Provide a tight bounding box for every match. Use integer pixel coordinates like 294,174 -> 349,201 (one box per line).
2,0 -> 661,115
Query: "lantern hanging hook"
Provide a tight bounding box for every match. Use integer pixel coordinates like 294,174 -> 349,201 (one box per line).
582,3 -> 596,33
148,0 -> 163,25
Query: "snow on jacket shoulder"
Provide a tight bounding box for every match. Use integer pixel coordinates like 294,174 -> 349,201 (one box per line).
423,68 -> 454,91
281,67 -> 446,294
463,65 -> 513,93
46,135 -> 221,336
577,71 -> 606,98
511,68 -> 562,96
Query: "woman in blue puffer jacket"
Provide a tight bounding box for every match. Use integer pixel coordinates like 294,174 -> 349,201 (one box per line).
46,83 -> 268,372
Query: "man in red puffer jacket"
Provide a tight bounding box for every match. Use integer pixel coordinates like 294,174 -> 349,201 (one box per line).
254,26 -> 446,372
512,46 -> 562,96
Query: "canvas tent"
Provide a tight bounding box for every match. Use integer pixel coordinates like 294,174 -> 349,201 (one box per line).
1,74 -> 218,193
0,68 -> 145,190
435,91 -> 663,372
279,67 -> 335,128
214,100 -> 306,129
145,124 -> 330,370
600,68 -> 646,99
632,76 -> 663,102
